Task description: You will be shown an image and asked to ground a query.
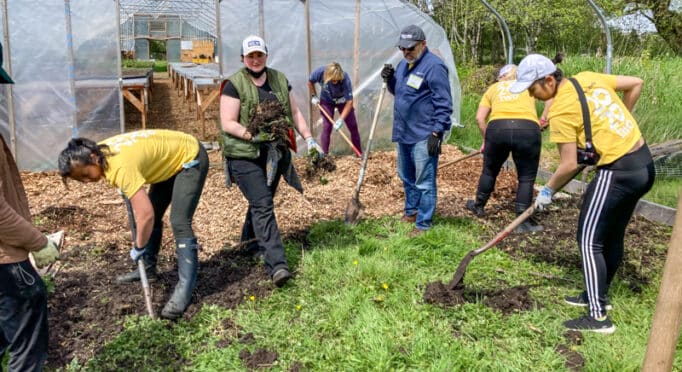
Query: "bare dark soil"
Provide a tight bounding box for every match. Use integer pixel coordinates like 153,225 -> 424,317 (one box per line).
22,75 -> 671,369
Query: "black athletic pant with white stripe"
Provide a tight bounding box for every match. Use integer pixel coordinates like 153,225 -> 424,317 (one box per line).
577,144 -> 655,318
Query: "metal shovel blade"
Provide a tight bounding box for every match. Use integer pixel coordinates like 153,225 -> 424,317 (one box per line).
344,196 -> 363,224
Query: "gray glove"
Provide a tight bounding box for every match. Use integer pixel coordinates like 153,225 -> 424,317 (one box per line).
250,132 -> 276,143
33,238 -> 60,268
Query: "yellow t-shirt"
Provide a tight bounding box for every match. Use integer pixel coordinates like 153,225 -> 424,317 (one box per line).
479,80 -> 540,124
100,130 -> 199,198
548,72 -> 641,166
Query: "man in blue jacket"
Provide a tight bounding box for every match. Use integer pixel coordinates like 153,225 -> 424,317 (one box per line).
381,24 -> 453,236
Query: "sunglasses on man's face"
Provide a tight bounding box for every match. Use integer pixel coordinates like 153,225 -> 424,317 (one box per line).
398,45 -> 416,52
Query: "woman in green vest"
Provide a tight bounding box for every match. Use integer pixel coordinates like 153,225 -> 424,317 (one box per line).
219,35 -> 322,287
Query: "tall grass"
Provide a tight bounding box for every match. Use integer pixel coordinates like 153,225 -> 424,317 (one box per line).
452,55 -> 682,207
81,217 -> 675,371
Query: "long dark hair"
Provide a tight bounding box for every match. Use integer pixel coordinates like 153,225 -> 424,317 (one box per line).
58,137 -> 111,185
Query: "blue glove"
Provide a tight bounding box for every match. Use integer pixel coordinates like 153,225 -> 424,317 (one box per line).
306,137 -> 324,157
130,246 -> 146,261
311,95 -> 320,106
534,185 -> 555,211
334,118 -> 344,131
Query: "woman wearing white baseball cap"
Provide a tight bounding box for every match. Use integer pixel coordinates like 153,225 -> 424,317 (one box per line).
511,53 -> 655,334
219,35 -> 323,287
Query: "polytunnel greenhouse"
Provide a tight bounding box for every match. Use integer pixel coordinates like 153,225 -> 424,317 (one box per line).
0,0 -> 460,170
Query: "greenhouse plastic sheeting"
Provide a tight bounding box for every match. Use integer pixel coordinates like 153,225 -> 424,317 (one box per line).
219,0 -> 461,154
1,0 -> 120,170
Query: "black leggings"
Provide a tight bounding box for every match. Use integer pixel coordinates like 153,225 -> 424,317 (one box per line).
147,143 -> 209,240
577,144 -> 655,318
477,119 -> 541,212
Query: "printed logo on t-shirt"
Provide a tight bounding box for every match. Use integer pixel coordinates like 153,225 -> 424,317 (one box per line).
497,82 -> 518,102
588,88 -> 634,138
104,130 -> 155,152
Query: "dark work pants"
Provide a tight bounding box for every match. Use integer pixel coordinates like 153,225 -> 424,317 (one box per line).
227,148 -> 290,276
147,143 -> 209,240
478,119 -> 541,212
0,260 -> 48,371
577,144 -> 655,318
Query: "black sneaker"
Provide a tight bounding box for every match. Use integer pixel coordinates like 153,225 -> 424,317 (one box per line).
563,315 -> 615,334
272,268 -> 292,287
565,292 -> 613,310
465,200 -> 485,217
115,265 -> 158,284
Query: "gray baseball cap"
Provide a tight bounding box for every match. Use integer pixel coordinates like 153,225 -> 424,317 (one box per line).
510,54 -> 556,94
396,25 -> 425,49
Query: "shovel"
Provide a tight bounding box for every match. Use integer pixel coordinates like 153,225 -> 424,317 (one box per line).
315,103 -> 362,158
438,150 -> 482,170
120,191 -> 156,319
344,64 -> 391,224
447,166 -> 586,290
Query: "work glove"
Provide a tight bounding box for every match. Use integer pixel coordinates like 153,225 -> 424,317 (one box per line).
32,238 -> 60,268
130,246 -> 146,262
250,131 -> 276,143
427,132 -> 443,156
381,65 -> 395,80
334,118 -> 344,131
534,185 -> 555,211
311,95 -> 320,106
306,137 -> 324,158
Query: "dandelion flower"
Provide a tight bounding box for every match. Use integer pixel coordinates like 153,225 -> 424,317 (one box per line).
249,295 -> 255,301
353,259 -> 358,266
296,304 -> 302,311
382,283 -> 389,290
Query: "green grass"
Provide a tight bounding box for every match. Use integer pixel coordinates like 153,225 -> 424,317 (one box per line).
451,55 -> 682,207
121,59 -> 167,72
80,217 -> 677,371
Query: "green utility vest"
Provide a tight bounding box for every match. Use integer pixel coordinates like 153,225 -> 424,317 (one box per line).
221,68 -> 294,159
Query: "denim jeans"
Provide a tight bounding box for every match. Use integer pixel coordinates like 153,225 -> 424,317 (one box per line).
0,260 -> 48,371
397,139 -> 439,230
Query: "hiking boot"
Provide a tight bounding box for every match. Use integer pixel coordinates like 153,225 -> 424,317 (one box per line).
565,291 -> 613,310
400,214 -> 417,223
408,227 -> 426,238
115,264 -> 158,283
272,268 -> 292,287
161,238 -> 199,320
466,200 -> 485,217
563,315 -> 615,334
513,220 -> 544,234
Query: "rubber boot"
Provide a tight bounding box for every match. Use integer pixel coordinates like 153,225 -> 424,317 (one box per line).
161,238 -> 199,320
116,227 -> 162,283
465,191 -> 489,217
514,203 -> 544,233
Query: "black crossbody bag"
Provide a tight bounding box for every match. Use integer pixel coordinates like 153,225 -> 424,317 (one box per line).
568,77 -> 601,165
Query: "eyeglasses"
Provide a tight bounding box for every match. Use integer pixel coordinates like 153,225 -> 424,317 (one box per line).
398,45 -> 416,52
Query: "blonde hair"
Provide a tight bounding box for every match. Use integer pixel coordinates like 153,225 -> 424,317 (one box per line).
498,64 -> 518,81
323,62 -> 344,84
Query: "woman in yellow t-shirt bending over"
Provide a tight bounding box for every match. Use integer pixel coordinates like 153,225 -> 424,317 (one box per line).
58,129 -> 209,320
466,63 -> 551,233
511,54 -> 655,334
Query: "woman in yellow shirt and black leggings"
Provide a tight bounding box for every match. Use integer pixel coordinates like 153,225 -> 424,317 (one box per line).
511,54 -> 655,334
466,64 -> 550,233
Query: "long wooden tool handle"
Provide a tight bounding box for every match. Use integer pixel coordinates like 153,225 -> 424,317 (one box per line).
354,81 -> 387,199
438,150 -> 482,170
138,260 -> 156,319
316,103 -> 362,157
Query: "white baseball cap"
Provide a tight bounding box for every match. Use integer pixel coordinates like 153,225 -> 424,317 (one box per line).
497,64 -> 516,79
241,35 -> 267,56
509,54 -> 556,94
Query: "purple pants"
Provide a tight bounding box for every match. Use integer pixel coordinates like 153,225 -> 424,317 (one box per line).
319,101 -> 362,155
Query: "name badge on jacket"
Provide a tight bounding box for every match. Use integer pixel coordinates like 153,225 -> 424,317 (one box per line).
406,74 -> 423,89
